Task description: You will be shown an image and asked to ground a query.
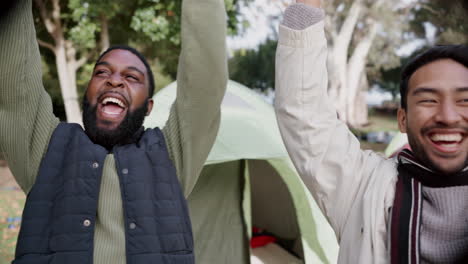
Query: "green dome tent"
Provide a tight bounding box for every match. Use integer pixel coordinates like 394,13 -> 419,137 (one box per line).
144,80 -> 338,263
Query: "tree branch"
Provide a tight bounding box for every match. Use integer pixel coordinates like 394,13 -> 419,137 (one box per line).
420,4 -> 438,15
75,55 -> 88,70
34,0 -> 56,37
74,51 -> 95,71
37,38 -> 56,53
51,0 -> 61,23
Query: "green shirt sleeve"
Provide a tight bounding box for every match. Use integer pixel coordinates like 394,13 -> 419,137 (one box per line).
162,0 -> 228,197
0,0 -> 60,194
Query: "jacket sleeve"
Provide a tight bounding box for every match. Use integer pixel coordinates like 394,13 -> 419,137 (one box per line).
274,19 -> 385,240
0,0 -> 59,193
162,0 -> 228,197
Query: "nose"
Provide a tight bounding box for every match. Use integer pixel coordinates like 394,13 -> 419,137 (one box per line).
107,73 -> 124,88
434,100 -> 463,125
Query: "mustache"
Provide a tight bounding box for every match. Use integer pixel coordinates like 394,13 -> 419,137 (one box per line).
421,124 -> 468,134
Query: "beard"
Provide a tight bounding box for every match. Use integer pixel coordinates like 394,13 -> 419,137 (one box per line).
82,97 -> 148,150
406,123 -> 468,175
407,132 -> 439,171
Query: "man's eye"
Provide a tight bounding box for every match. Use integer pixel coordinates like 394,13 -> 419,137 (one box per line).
419,99 -> 437,103
95,70 -> 108,76
126,75 -> 138,81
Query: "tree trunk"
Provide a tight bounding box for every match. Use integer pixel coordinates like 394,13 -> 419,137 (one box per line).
55,40 -> 82,125
35,0 -> 83,125
354,90 -> 369,127
100,14 -> 110,53
328,0 -> 364,122
345,22 -> 378,127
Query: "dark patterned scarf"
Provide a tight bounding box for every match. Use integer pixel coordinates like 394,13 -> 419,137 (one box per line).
389,149 -> 468,264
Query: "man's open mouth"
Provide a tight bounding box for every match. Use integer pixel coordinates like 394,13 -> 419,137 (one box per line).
98,94 -> 128,121
102,97 -> 125,114
429,132 -> 464,152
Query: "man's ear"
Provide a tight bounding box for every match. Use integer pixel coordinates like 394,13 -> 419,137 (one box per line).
146,98 -> 154,116
397,107 -> 407,133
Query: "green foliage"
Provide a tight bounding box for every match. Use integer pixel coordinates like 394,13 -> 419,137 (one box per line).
226,0 -> 252,36
36,0 -> 251,107
369,0 -> 468,102
411,0 -> 468,44
371,45 -> 429,102
132,8 -> 172,42
372,56 -> 414,101
229,39 -> 277,91
130,1 -> 181,45
69,18 -> 98,49
151,60 -> 173,93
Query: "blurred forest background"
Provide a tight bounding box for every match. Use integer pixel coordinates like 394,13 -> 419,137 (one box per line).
1,0 -> 468,262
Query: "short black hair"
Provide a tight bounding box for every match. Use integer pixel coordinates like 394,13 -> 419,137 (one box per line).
96,45 -> 155,98
400,44 -> 468,110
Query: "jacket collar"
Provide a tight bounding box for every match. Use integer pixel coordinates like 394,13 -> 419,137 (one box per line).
397,149 -> 468,188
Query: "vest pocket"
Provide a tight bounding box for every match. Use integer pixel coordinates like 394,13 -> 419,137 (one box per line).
160,233 -> 190,253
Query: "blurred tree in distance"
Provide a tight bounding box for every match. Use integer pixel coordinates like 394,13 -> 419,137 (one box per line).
229,39 -> 276,91
322,0 -> 418,127
229,0 -> 413,127
410,0 -> 468,44
370,0 -> 468,107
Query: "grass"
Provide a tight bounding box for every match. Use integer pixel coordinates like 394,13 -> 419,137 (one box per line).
0,190 -> 25,264
362,112 -> 399,133
355,110 -> 399,153
360,141 -> 389,153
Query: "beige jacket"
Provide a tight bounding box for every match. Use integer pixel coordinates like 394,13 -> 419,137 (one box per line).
274,20 -> 399,263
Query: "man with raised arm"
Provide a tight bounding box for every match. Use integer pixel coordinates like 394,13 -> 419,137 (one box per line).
275,0 -> 468,263
0,0 -> 227,263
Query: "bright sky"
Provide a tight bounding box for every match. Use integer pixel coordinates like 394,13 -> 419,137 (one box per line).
227,0 -> 290,51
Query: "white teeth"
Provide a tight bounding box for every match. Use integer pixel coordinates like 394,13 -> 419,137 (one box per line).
430,133 -> 462,142
102,97 -> 125,108
438,143 -> 458,148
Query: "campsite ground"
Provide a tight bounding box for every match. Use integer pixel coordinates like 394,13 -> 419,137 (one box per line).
356,111 -> 399,153
0,112 -> 399,263
0,163 -> 23,264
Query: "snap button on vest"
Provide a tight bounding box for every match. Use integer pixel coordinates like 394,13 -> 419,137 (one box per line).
92,162 -> 99,169
83,219 -> 91,227
129,222 -> 136,229
122,168 -> 129,174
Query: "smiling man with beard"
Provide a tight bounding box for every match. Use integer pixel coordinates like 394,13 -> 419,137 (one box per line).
0,0 -> 227,263
274,0 -> 468,263
82,46 -> 155,150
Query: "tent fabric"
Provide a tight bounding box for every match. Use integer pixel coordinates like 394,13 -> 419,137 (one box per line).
144,80 -> 287,164
144,80 -> 338,263
384,132 -> 409,157
187,160 -> 249,263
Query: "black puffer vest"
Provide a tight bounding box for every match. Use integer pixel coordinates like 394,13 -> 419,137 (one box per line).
13,123 -> 194,264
